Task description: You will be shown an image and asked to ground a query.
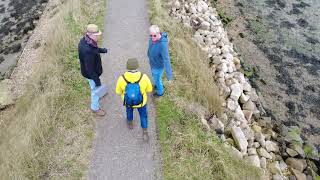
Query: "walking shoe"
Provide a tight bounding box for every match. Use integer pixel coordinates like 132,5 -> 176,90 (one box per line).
152,92 -> 163,98
92,108 -> 106,116
142,129 -> 149,142
127,121 -> 134,129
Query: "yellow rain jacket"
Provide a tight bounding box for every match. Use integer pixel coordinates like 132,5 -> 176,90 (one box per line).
116,71 -> 153,108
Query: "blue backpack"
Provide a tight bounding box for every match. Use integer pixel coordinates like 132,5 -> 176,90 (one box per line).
122,73 -> 144,107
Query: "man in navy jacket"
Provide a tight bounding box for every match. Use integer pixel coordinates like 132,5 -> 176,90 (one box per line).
78,24 -> 108,116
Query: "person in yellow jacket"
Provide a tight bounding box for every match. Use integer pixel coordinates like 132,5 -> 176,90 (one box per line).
116,58 -> 153,141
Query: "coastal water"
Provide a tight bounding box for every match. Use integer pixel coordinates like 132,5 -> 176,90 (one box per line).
0,0 -> 47,79
230,0 -> 320,147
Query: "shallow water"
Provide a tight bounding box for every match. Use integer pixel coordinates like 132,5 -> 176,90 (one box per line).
236,0 -> 320,146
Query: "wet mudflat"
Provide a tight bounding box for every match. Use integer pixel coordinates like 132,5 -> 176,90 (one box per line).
0,0 -> 47,79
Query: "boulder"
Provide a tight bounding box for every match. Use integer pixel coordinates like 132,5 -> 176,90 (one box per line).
242,100 -> 256,111
242,110 -> 253,122
252,124 -> 262,133
260,157 -> 267,169
0,79 -> 15,109
286,148 -> 299,157
200,21 -> 210,30
265,141 -> 280,153
234,106 -> 246,122
257,148 -> 272,159
279,160 -> 288,171
290,168 -> 307,180
227,99 -> 238,111
268,161 -> 282,174
239,93 -> 250,103
289,143 -> 305,158
248,148 -> 257,155
273,174 -> 285,180
245,155 -> 260,168
285,158 -> 307,172
242,127 -> 254,141
209,116 -> 224,132
255,132 -> 266,148
231,126 -> 248,152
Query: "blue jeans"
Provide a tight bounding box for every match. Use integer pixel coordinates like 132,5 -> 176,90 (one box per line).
151,68 -> 164,95
126,105 -> 148,129
87,79 -> 100,111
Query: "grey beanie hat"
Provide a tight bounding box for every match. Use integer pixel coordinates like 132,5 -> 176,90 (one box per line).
126,58 -> 139,70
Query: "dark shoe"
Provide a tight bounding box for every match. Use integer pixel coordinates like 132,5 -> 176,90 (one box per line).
142,129 -> 149,142
127,121 -> 134,129
92,108 -> 106,116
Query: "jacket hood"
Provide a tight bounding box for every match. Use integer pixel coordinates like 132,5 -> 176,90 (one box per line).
123,71 -> 142,83
159,32 -> 168,42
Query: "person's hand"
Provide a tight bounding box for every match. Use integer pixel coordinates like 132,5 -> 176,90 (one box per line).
100,48 -> 108,53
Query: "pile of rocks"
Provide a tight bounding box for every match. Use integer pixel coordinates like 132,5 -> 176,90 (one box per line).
168,0 -> 319,179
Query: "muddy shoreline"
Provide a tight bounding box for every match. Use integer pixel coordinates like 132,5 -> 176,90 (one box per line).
214,0 -> 320,149
0,0 -> 48,79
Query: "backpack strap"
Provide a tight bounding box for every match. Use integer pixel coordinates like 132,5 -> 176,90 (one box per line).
122,73 -> 144,84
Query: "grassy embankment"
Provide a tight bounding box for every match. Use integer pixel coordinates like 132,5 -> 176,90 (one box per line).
148,0 -> 262,179
0,0 -> 105,178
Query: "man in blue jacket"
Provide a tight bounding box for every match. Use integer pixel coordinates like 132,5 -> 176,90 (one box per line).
78,24 -> 108,116
147,25 -> 173,97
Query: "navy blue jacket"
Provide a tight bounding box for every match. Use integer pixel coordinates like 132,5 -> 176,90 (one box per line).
78,37 -> 107,86
147,32 -> 173,80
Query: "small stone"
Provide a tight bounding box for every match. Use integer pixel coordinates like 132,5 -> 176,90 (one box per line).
0,79 -> 15,109
257,148 -> 272,159
231,126 -> 248,152
242,100 -> 255,111
285,158 -> 307,172
242,127 -> 254,141
245,155 -> 260,168
200,118 -> 211,131
289,143 -> 305,158
266,141 -> 280,153
239,93 -> 250,103
234,106 -> 246,122
260,157 -> 267,169
248,148 -> 257,155
226,138 -> 235,146
286,148 -> 299,157
269,161 -> 282,174
254,142 -> 260,148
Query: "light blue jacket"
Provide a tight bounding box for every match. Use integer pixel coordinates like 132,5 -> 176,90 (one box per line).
147,32 -> 173,80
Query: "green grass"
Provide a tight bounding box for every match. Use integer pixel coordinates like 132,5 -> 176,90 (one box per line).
157,97 -> 262,179
148,0 -> 262,179
0,0 -> 105,178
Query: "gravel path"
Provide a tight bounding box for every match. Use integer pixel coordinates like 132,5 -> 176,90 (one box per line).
87,0 -> 161,179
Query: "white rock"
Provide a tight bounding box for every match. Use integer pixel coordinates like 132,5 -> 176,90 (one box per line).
216,71 -> 225,78
243,100 -> 256,111
286,148 -> 299,157
230,146 -> 243,159
227,99 -> 238,111
230,83 -> 242,101
231,126 -> 248,152
242,110 -> 253,122
291,168 -> 307,180
248,148 -> 257,155
269,161 -> 282,174
240,93 -> 250,103
273,174 -> 285,180
217,63 -> 228,73
212,38 -> 219,44
173,1 -> 181,9
221,45 -> 230,54
257,148 -> 272,159
245,155 -> 260,168
254,142 -> 260,148
265,141 -> 280,153
242,127 -> 254,141
200,118 -> 210,131
194,34 -> 203,44
234,106 -> 246,122
212,56 -> 222,64
250,88 -> 259,102
223,53 -> 233,62
279,160 -> 288,172
197,0 -> 208,13
255,132 -> 266,148
260,157 -> 267,169
209,117 -> 224,132
243,81 -> 252,92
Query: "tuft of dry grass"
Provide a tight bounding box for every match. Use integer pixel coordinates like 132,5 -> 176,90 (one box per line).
0,0 -> 105,179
